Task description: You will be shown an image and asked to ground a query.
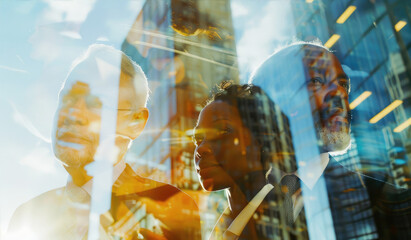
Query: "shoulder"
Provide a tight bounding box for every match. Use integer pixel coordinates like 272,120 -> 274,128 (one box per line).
325,156 -> 409,195
11,187 -> 65,216
8,187 -> 65,232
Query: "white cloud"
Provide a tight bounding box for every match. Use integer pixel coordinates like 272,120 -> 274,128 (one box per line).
60,30 -> 82,39
342,65 -> 369,78
0,65 -> 27,74
231,1 -> 249,17
40,0 -> 96,23
19,146 -> 57,174
128,0 -> 145,13
10,101 -> 51,143
234,1 -> 296,82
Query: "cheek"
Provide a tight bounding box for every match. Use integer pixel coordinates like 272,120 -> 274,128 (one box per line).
89,121 -> 101,133
217,138 -> 237,155
310,91 -> 325,109
116,114 -> 133,135
56,111 -> 66,127
218,140 -> 247,170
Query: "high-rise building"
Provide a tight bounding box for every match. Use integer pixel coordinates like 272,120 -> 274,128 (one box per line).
243,88 -> 309,240
121,0 -> 239,237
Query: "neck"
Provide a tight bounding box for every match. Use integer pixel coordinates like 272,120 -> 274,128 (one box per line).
226,170 -> 267,217
63,145 -> 128,187
64,165 -> 92,187
225,171 -> 268,239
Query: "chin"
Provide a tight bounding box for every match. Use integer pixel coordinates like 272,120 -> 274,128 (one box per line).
320,130 -> 351,156
199,181 -> 213,192
53,144 -> 95,169
199,177 -> 228,192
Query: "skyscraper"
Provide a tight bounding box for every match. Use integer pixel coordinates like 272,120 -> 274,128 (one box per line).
121,0 -> 239,237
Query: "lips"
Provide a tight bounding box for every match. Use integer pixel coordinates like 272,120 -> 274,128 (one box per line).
56,130 -> 90,144
321,92 -> 350,122
196,164 -> 223,188
195,161 -> 220,173
197,164 -> 221,174
195,157 -> 222,174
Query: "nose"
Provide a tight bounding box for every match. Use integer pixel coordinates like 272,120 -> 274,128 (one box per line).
320,83 -> 350,124
324,81 -> 348,108
194,142 -> 212,168
324,91 -> 344,110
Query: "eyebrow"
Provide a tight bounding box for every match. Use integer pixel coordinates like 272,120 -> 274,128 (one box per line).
335,73 -> 351,92
336,73 -> 349,80
335,73 -> 350,85
212,118 -> 230,122
193,119 -> 230,132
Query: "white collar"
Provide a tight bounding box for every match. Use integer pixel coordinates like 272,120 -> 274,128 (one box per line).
66,160 -> 127,197
270,153 -> 329,189
295,153 -> 329,189
81,160 -> 126,196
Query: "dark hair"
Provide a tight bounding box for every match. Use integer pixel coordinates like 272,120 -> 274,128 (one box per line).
208,82 -> 297,172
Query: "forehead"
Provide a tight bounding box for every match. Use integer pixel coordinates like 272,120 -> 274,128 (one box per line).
61,70 -> 138,109
197,101 -> 240,127
64,81 -> 90,95
301,46 -> 342,72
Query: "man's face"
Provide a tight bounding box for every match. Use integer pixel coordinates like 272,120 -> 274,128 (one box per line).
53,71 -> 142,168
53,81 -> 101,168
302,46 -> 351,153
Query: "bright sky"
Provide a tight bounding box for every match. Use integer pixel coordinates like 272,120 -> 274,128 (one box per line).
0,0 -> 294,235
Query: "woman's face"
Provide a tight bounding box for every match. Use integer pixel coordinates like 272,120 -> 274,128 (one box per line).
193,100 -> 262,191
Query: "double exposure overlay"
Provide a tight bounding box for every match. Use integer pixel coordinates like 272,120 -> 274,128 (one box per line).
1,0 -> 411,239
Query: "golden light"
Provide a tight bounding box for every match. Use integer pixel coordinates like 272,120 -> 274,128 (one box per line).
349,91 -> 372,109
369,100 -> 403,124
394,117 -> 411,133
395,20 -> 407,32
306,0 -> 314,3
324,34 -> 340,48
336,6 -> 356,24
185,128 -> 195,136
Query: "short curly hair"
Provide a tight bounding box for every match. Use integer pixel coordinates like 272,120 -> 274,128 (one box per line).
207,82 -> 297,173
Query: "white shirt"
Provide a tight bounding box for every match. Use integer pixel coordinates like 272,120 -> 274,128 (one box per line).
80,160 -> 126,196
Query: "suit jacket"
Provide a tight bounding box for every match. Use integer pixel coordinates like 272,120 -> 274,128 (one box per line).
324,157 -> 411,240
8,164 -> 201,240
208,157 -> 411,240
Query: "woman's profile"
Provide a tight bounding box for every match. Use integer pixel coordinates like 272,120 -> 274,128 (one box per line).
193,83 -> 307,239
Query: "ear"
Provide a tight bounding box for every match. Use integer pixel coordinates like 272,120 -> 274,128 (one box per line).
128,107 -> 149,140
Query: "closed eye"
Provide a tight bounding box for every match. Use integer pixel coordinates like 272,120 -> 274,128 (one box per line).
220,127 -> 233,135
